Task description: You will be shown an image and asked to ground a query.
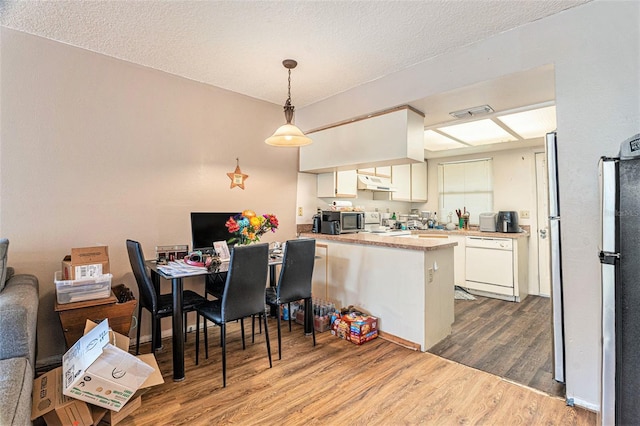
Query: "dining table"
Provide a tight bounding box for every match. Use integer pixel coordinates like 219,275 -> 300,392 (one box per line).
146,256 -> 284,381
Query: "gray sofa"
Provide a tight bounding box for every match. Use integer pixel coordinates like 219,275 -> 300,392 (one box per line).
0,239 -> 39,426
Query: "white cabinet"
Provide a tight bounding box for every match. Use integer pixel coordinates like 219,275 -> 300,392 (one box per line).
390,162 -> 428,202
357,167 -> 376,176
357,166 -> 391,178
391,164 -> 411,201
376,166 -> 392,178
449,235 -> 466,286
410,161 -> 427,201
300,106 -> 425,173
317,170 -> 357,198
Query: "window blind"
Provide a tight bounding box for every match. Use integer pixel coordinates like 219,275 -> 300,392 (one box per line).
438,159 -> 493,225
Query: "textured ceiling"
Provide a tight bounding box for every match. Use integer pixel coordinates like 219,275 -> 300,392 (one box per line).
0,0 -> 589,108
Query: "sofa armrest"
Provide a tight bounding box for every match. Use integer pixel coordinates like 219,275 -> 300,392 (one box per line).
0,274 -> 38,366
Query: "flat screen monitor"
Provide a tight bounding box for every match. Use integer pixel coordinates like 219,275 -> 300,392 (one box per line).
190,212 -> 239,252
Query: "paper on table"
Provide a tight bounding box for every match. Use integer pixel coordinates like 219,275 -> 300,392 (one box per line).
157,260 -> 207,275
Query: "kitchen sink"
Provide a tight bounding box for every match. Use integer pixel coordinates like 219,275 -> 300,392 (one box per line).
372,230 -> 412,237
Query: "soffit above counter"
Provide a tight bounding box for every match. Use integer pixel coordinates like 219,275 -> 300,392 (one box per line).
299,106 -> 425,173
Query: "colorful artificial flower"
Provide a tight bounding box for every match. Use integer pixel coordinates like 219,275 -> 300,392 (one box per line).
225,210 -> 278,245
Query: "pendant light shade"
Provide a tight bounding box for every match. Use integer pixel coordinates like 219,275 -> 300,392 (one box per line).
265,59 -> 312,147
265,123 -> 312,147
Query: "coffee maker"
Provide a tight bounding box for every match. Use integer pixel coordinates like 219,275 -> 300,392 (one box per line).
312,214 -> 321,233
497,211 -> 519,233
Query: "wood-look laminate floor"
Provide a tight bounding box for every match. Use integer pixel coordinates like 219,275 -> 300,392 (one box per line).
429,294 -> 565,398
117,316 -> 594,425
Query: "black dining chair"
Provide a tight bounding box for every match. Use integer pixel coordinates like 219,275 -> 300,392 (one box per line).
195,243 -> 272,387
265,238 -> 316,360
126,239 -> 207,355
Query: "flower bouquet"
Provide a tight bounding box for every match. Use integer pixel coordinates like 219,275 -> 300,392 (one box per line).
225,210 -> 279,245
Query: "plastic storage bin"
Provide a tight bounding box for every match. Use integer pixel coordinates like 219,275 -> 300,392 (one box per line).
55,271 -> 112,304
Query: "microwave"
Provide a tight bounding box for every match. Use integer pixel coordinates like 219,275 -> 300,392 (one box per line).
321,211 -> 364,234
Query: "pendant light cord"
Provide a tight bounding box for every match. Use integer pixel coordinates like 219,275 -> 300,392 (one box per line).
287,68 -> 292,104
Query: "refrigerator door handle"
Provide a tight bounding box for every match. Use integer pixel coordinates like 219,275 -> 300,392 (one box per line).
599,251 -> 620,265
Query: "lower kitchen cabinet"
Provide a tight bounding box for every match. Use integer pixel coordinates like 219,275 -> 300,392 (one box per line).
449,235 -> 466,286
464,236 -> 529,302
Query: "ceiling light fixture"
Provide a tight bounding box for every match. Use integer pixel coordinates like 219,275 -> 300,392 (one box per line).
449,104 -> 494,119
265,59 -> 312,147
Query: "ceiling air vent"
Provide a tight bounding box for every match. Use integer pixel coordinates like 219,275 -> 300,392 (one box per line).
449,105 -> 494,119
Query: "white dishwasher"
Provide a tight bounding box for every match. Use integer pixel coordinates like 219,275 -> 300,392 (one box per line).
465,236 -> 517,301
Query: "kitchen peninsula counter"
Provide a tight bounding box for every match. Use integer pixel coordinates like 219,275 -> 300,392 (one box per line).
299,231 -> 458,251
412,227 -> 530,239
301,231 -> 456,352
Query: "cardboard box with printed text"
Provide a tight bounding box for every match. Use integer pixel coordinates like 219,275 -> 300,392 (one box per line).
62,246 -> 110,280
32,319 -> 163,424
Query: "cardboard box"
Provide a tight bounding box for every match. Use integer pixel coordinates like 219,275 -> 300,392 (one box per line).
91,394 -> 142,426
32,367 -> 96,426
62,319 -> 159,411
32,370 -> 147,426
314,316 -> 331,333
331,312 -> 378,345
33,320 -> 164,425
294,308 -> 332,333
62,246 -> 110,280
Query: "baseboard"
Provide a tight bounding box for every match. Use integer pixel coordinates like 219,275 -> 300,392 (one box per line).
130,318 -> 206,349
36,318 -> 206,370
568,396 -> 599,413
378,330 -> 421,351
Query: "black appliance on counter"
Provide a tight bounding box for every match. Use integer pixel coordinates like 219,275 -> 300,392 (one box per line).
312,214 -> 321,233
496,211 -> 519,233
321,210 -> 364,234
321,220 -> 341,235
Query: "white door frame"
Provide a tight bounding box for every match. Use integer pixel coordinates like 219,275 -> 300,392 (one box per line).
535,151 -> 551,296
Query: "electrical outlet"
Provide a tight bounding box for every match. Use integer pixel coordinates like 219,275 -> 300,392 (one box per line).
428,268 -> 434,283
520,210 -> 530,219
298,207 -> 303,216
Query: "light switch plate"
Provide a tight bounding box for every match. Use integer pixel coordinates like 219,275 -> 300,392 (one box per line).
298,207 -> 303,216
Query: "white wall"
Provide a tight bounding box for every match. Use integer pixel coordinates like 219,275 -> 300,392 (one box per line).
297,0 -> 640,410
0,28 -> 300,361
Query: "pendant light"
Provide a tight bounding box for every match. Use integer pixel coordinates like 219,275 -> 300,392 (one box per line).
265,59 -> 312,147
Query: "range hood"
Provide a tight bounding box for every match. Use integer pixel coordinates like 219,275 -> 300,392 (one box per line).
357,175 -> 397,192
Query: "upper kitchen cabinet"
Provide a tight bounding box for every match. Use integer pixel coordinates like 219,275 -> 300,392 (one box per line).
386,161 -> 428,202
317,170 -> 358,198
300,106 -> 425,173
357,166 -> 391,178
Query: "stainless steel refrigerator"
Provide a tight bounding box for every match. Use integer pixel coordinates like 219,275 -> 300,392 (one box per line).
546,131 -> 565,384
599,133 -> 640,426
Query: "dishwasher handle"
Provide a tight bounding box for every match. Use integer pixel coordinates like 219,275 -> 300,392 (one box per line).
465,236 -> 513,250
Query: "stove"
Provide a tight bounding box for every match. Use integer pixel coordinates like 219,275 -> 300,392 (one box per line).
363,211 -> 381,232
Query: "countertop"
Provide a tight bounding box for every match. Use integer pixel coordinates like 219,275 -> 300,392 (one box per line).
299,231 -> 458,251
411,226 -> 530,239
300,226 -> 528,251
